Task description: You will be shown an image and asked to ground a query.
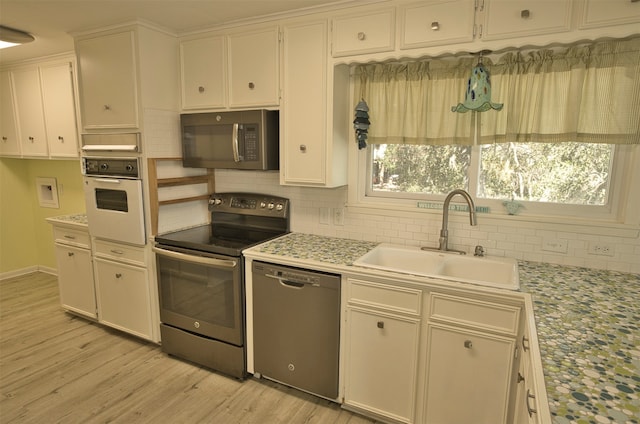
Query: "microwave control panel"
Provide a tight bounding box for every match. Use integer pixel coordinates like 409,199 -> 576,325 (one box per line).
243,124 -> 258,161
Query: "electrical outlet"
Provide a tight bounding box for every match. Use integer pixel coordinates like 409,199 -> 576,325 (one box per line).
588,242 -> 615,256
319,207 -> 330,225
542,238 -> 568,253
333,208 -> 345,226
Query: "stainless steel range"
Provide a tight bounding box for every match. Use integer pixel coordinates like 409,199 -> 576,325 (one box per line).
153,192 -> 289,379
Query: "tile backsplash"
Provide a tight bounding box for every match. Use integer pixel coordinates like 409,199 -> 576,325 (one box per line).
215,169 -> 640,274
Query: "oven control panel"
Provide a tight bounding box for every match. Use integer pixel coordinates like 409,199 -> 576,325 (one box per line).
82,157 -> 140,178
209,193 -> 289,218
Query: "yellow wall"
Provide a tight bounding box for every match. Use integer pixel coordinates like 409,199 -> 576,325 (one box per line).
0,158 -> 85,275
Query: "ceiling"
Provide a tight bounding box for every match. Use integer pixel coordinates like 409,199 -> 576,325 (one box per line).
0,0 -> 350,64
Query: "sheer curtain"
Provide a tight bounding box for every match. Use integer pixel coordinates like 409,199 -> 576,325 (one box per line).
354,37 -> 640,146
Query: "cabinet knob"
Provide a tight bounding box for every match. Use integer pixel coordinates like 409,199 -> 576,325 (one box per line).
2,137 -> 7,141
67,252 -> 74,257
103,105 -> 111,111
115,273 -> 123,279
431,21 -> 440,31
194,321 -> 200,329
464,340 -> 473,349
248,82 -> 255,89
521,9 -> 531,19
58,136 -> 64,142
198,86 -> 205,93
377,321 -> 384,329
517,372 -> 525,383
357,31 -> 366,41
299,144 -> 307,153
29,136 -> 34,142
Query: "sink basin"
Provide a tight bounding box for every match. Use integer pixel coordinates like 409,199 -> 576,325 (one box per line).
352,244 -> 519,290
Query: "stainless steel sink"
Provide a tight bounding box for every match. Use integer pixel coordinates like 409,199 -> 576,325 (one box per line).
352,244 -> 519,290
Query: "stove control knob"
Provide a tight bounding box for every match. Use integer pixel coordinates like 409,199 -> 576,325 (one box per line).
260,201 -> 267,208
125,164 -> 134,172
208,198 -> 215,205
215,198 -> 222,205
268,202 -> 275,210
276,203 -> 284,211
100,163 -> 109,171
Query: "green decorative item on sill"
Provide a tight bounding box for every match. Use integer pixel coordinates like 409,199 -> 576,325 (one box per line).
452,56 -> 503,113
503,199 -> 524,215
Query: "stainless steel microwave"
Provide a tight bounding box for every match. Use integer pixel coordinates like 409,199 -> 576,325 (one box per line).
181,110 -> 279,170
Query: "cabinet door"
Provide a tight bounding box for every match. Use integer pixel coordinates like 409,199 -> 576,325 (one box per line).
344,308 -> 420,423
481,0 -> 572,41
424,323 -> 515,424
76,31 -> 139,129
40,62 -> 79,158
180,36 -> 226,109
0,71 -> 20,156
228,28 -> 279,108
94,257 -> 152,340
400,0 -> 475,49
281,21 -> 327,185
11,67 -> 48,157
332,9 -> 395,57
55,243 -> 96,319
578,0 -> 640,29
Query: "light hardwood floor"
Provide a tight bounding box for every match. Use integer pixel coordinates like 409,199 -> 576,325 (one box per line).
0,272 -> 378,424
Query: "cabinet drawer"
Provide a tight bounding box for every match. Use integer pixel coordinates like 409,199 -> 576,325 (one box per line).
332,10 -> 395,57
94,239 -> 145,266
400,0 -> 475,49
53,226 -> 90,248
481,0 -> 572,41
347,278 -> 421,315
429,293 -> 520,335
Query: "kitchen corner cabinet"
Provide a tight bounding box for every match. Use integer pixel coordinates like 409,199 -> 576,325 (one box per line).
280,20 -> 349,187
423,292 -> 521,424
51,224 -> 97,319
75,30 -> 139,129
93,239 -> 153,341
0,71 -> 20,156
343,278 -> 422,423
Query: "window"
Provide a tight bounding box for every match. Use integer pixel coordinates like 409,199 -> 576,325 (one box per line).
355,37 -> 640,220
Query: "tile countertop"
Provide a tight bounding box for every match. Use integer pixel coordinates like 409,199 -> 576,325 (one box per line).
247,233 -> 640,424
45,213 -> 88,227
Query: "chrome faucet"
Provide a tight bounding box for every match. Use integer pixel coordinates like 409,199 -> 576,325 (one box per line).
423,189 -> 477,255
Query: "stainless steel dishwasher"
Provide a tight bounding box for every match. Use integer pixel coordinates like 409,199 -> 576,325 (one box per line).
252,261 -> 341,400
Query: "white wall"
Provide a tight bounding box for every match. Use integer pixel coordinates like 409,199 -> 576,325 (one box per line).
215,169 -> 640,274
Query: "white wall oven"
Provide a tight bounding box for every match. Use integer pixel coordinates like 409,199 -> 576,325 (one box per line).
82,157 -> 146,246
153,192 -> 289,379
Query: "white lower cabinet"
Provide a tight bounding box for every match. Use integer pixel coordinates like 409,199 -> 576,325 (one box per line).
93,240 -> 153,341
343,277 -> 422,423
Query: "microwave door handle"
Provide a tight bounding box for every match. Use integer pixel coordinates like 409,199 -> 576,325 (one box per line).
152,246 -> 237,269
232,123 -> 241,162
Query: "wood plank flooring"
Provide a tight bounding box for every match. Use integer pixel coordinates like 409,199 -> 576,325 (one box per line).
0,272 -> 379,424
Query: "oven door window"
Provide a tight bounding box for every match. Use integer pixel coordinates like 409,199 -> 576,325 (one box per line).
157,254 -> 243,346
95,188 -> 128,212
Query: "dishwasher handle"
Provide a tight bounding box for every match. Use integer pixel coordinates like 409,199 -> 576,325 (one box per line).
264,273 -> 319,288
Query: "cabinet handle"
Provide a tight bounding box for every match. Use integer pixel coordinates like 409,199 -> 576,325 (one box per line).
67,252 -> 74,257
299,144 -> 307,153
357,31 -> 366,41
115,273 -> 123,279
64,235 -> 76,239
522,335 -> 530,352
521,9 -> 531,19
58,136 -> 64,142
198,86 -> 205,93
110,249 -> 124,255
431,21 -> 440,31
377,321 -> 384,329
526,389 -> 537,416
248,82 -> 255,89
103,105 -> 111,111
464,340 -> 473,349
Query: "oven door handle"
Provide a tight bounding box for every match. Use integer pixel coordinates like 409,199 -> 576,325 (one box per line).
152,246 -> 237,268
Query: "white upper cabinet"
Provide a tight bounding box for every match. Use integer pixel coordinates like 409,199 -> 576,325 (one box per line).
75,30 -> 139,129
180,26 -> 279,110
0,71 -> 20,156
578,0 -> 640,29
481,0 -> 573,41
180,36 -> 226,110
332,9 -> 395,57
400,0 -> 475,49
228,27 -> 280,108
11,67 -> 48,157
40,62 -> 79,157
